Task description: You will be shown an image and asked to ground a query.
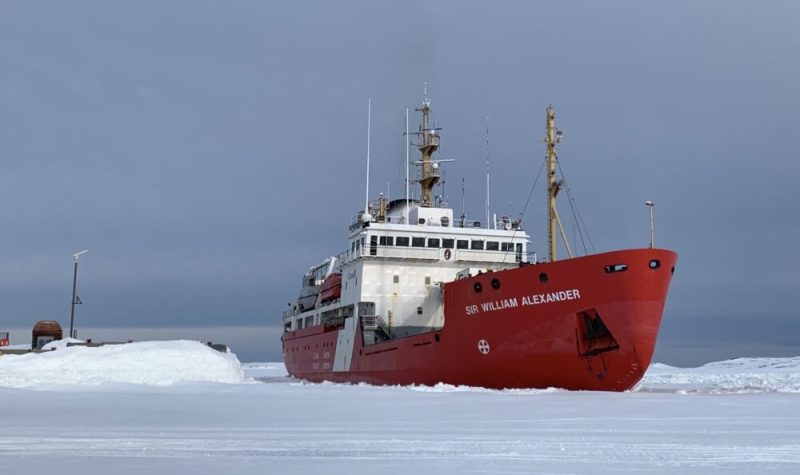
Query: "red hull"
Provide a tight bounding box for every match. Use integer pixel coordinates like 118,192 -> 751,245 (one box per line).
283,248 -> 677,391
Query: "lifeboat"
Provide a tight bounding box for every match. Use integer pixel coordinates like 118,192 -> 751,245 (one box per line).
319,273 -> 342,305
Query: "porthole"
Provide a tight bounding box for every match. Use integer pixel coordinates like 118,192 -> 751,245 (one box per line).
491,278 -> 501,289
539,272 -> 549,283
474,281 -> 483,293
434,333 -> 440,342
649,259 -> 661,270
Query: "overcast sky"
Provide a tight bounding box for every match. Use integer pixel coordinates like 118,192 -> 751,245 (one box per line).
1,1 -> 798,365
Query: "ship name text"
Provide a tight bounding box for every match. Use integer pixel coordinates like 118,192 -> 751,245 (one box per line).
465,289 -> 582,315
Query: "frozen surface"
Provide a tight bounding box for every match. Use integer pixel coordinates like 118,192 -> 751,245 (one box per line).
1,350 -> 799,474
639,357 -> 800,393
0,340 -> 245,388
241,361 -> 292,380
1,343 -> 32,350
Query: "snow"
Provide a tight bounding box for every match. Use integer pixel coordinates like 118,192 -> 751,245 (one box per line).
1,344 -> 799,474
639,357 -> 800,393
1,343 -> 32,350
240,361 -> 292,380
0,340 -> 245,388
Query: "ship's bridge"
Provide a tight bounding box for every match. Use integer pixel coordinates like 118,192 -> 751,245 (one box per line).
342,201 -> 530,266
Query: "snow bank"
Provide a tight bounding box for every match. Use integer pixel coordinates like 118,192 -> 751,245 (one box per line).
408,383 -> 560,394
0,340 -> 245,389
639,357 -> 800,393
1,343 -> 32,351
249,358 -> 800,394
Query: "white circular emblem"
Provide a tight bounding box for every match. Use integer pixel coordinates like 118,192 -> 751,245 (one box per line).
477,339 -> 490,355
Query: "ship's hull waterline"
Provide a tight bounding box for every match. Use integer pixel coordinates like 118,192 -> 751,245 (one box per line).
282,248 -> 677,391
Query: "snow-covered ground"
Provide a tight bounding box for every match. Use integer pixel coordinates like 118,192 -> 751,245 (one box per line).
640,357 -> 800,394
2,342 -> 799,474
0,340 -> 244,388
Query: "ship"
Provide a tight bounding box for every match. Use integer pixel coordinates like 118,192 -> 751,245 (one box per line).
281,92 -> 677,391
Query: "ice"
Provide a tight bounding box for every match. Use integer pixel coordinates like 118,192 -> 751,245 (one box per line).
0,340 -> 245,388
241,361 -> 291,380
1,348 -> 799,474
1,343 -> 32,350
638,357 -> 800,393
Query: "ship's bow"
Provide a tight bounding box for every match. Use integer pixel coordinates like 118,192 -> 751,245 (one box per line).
444,248 -> 677,391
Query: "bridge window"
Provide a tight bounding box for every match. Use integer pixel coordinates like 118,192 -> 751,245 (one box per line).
396,236 -> 410,246
471,240 -> 485,250
412,237 -> 425,247
501,242 -> 511,252
427,238 -> 440,248
486,241 -> 499,251
457,239 -> 469,249
379,236 -> 394,246
442,238 -> 455,249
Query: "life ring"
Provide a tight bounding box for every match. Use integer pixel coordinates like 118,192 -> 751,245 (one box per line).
444,249 -> 451,260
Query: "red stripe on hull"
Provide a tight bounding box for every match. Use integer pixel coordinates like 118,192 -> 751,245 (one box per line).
283,248 -> 677,391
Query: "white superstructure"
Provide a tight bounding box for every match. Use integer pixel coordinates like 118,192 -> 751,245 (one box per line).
283,93 -> 532,342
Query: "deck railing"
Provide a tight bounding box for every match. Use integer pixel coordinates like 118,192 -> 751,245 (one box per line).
350,214 -> 523,231
337,245 -> 526,264
360,314 -> 392,337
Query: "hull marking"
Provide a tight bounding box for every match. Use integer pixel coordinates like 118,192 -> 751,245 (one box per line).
478,339 -> 491,355
469,289 -> 583,315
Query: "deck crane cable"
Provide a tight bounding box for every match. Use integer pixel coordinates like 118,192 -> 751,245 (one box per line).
556,158 -> 596,255
500,157 -> 547,263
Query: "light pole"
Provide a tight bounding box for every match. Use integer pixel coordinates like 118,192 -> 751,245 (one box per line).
645,201 -> 655,248
69,250 -> 88,339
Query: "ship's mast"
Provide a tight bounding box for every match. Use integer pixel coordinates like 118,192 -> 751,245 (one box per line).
545,105 -> 573,262
416,86 -> 440,208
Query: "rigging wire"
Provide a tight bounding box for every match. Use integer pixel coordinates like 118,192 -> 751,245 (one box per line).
556,158 -> 596,255
501,157 -> 547,263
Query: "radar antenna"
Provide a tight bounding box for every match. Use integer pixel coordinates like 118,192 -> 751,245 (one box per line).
414,85 -> 441,207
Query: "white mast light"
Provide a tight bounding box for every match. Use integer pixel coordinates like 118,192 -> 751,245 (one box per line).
645,200 -> 655,248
